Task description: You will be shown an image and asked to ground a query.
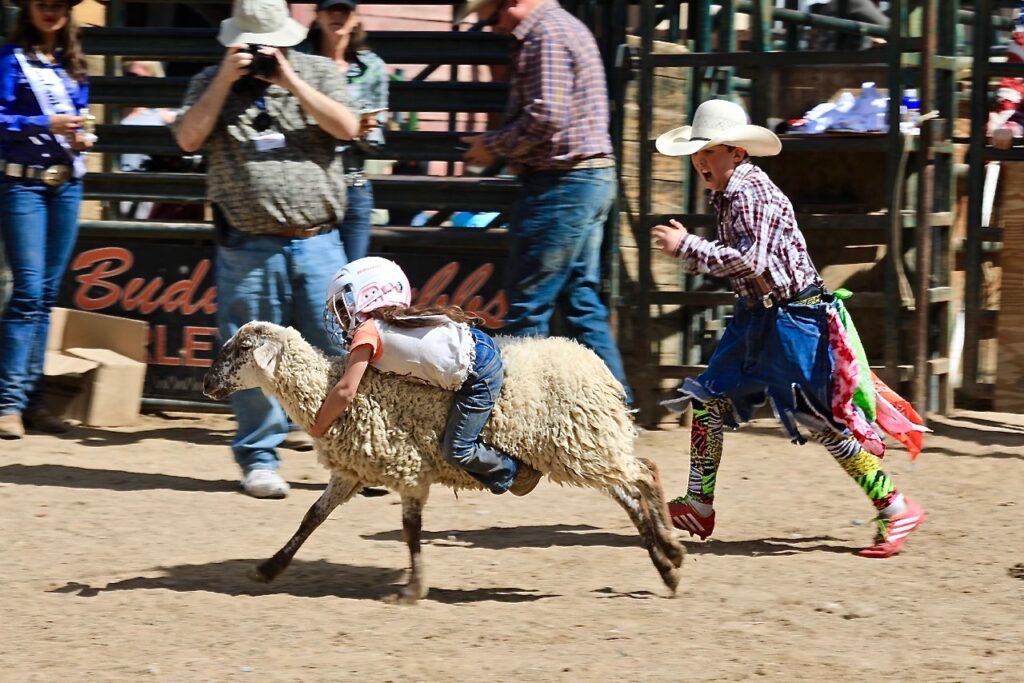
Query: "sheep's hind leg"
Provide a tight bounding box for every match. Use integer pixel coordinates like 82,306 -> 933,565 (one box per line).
608,484 -> 681,595
636,458 -> 686,569
387,492 -> 430,605
249,475 -> 362,583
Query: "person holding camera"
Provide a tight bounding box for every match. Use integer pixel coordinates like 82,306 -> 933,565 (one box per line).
0,0 -> 93,439
173,0 -> 360,498
306,0 -> 388,262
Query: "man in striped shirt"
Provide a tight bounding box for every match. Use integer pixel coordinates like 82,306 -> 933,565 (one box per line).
459,0 -> 631,405
651,99 -> 925,559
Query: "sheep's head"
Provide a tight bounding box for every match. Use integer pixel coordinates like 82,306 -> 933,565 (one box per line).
203,321 -> 289,400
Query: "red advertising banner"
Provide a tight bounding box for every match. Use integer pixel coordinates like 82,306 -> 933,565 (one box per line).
58,237 -> 508,402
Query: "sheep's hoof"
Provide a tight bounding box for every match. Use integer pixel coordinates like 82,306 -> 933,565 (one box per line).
662,567 -> 682,596
248,567 -> 272,583
663,569 -> 679,593
385,584 -> 428,605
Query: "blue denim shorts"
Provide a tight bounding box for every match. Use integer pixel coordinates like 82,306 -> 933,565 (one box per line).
673,296 -> 845,443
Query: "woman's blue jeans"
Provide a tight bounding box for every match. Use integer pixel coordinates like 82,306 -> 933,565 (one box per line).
442,327 -> 519,493
0,178 -> 83,415
338,179 -> 373,262
215,227 -> 347,473
503,166 -> 632,405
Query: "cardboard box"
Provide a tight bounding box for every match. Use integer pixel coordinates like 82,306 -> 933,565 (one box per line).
43,308 -> 148,427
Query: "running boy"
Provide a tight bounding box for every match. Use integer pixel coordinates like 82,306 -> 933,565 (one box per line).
651,99 -> 925,558
311,256 -> 542,496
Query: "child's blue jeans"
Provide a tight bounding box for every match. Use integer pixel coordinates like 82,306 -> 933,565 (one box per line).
441,327 -> 519,493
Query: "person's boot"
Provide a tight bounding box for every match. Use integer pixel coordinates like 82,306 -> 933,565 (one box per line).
0,414 -> 25,439
509,462 -> 542,496
22,408 -> 67,434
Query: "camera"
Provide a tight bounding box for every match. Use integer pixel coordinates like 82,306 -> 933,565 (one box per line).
245,44 -> 278,79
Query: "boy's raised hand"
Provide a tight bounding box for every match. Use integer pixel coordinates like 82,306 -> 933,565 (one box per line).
652,219 -> 688,256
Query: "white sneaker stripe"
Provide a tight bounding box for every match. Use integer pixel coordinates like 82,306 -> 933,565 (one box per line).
889,517 -> 920,531
673,514 -> 705,533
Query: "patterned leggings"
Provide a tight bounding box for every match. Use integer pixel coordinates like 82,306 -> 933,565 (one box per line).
684,398 -> 901,511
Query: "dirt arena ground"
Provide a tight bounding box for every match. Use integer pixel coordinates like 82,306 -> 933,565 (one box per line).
1,409 -> 1021,682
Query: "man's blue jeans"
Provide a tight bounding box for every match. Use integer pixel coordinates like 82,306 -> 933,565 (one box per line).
503,166 -> 632,405
339,179 -> 373,262
0,178 -> 83,415
215,227 -> 346,473
442,327 -> 519,493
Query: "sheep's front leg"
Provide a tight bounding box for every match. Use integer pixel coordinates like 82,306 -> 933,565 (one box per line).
250,475 -> 362,583
390,492 -> 430,604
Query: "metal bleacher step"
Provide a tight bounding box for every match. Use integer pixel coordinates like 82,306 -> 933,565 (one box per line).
90,76 -> 509,112
95,125 -> 476,162
82,27 -> 511,65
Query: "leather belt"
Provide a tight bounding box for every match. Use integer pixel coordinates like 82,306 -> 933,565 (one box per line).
519,156 -> 616,176
267,221 -> 335,239
3,162 -> 72,187
741,284 -> 827,310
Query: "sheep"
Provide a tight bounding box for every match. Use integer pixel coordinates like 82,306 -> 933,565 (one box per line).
203,321 -> 684,603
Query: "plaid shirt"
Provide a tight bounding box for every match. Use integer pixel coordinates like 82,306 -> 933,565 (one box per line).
673,161 -> 822,300
482,0 -> 613,173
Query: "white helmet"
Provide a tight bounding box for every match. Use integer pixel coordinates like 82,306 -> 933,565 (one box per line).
325,257 -> 411,339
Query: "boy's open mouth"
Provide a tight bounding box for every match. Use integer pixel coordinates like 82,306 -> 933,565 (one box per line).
701,170 -> 713,183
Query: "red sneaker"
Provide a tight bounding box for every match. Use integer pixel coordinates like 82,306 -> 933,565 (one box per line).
668,496 -> 715,540
858,496 -> 926,558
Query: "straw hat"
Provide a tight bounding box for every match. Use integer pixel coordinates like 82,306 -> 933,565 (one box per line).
454,0 -> 502,24
217,0 -> 308,48
656,99 -> 782,157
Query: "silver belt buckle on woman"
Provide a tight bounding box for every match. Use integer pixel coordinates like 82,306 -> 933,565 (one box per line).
39,164 -> 72,186
3,162 -> 72,187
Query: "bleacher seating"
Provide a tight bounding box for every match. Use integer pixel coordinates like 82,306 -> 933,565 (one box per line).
81,6 -> 520,234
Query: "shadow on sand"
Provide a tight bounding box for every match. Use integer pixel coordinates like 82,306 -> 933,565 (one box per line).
47,558 -> 556,604
687,535 -> 855,557
364,526 -> 856,559
927,417 -> 1024,459
0,464 -> 324,494
363,524 -> 646,551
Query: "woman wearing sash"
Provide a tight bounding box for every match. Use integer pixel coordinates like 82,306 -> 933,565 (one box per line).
0,0 -> 92,439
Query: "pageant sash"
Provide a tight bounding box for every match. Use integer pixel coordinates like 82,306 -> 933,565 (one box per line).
13,48 -> 85,177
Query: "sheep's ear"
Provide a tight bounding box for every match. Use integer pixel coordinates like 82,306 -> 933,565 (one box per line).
252,337 -> 283,375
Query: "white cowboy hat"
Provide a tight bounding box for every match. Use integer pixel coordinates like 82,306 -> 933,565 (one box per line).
656,99 -> 782,157
218,0 -> 309,48
454,0 -> 502,24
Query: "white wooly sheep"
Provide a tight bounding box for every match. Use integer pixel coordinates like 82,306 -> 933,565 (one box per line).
204,321 -> 683,603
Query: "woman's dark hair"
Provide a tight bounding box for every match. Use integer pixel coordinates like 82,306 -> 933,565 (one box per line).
10,2 -> 87,82
367,304 -> 482,328
309,18 -> 370,71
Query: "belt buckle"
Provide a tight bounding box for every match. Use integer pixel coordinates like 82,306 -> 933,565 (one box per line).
40,165 -> 70,187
